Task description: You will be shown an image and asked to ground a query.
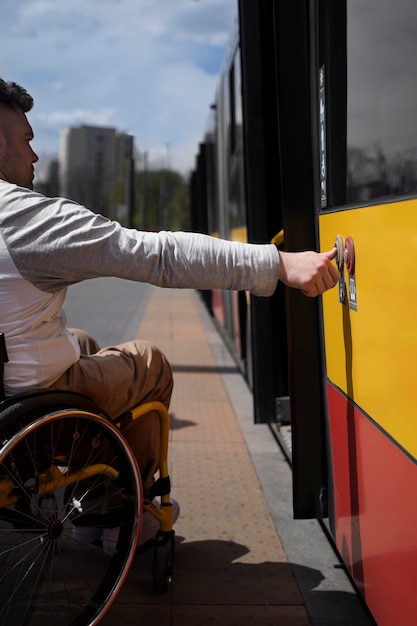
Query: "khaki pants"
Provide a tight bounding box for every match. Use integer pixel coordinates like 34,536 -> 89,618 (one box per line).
49,329 -> 173,491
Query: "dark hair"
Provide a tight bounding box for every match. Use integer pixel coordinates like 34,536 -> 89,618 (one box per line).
0,79 -> 33,113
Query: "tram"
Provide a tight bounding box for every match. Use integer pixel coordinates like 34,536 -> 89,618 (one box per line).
191,1 -> 417,625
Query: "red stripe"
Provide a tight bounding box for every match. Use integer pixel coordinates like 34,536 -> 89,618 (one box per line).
327,382 -> 417,626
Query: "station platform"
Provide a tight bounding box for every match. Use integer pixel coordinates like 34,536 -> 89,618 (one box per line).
65,282 -> 374,626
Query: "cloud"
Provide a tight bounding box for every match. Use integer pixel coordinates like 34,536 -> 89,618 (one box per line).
37,109 -> 118,128
1,0 -> 237,174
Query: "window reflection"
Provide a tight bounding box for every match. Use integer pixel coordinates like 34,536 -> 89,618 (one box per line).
346,0 -> 417,203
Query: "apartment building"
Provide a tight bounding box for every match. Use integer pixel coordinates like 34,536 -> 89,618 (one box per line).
59,125 -> 134,222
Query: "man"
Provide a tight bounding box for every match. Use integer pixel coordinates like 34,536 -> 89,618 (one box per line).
0,78 -> 339,499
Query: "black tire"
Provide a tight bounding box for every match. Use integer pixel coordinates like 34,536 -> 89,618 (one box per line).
0,407 -> 142,626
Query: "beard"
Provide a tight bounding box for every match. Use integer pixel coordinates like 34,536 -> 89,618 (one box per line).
0,155 -> 34,190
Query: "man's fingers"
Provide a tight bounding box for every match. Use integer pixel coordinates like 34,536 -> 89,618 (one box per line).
323,249 -> 341,284
324,247 -> 338,260
304,271 -> 338,297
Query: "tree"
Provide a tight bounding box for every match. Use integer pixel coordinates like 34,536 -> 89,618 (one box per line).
133,161 -> 190,232
35,149 -> 191,232
34,153 -> 60,196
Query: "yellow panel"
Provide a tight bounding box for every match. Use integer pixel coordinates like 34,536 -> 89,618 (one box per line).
229,226 -> 247,243
319,199 -> 417,458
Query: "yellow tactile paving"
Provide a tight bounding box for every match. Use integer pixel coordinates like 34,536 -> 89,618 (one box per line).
102,287 -> 310,625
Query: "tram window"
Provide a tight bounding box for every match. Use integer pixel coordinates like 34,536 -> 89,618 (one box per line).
346,0 -> 417,203
227,50 -> 246,230
234,52 -> 243,153
229,64 -> 236,156
228,53 -> 243,158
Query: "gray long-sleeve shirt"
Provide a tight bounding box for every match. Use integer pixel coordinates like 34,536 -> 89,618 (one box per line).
0,180 -> 280,394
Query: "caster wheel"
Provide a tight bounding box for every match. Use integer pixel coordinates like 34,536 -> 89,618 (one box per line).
152,531 -> 175,592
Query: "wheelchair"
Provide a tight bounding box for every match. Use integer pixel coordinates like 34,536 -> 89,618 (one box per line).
0,334 -> 175,626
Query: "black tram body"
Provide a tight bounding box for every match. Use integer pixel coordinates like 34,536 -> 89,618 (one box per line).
191,1 -> 417,624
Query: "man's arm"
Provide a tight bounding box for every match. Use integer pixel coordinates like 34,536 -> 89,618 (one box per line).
0,184 -> 339,297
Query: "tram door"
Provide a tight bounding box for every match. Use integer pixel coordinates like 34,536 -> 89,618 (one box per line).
238,0 -> 289,424
275,1 -> 417,625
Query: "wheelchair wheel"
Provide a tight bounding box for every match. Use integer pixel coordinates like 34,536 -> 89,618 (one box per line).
0,407 -> 142,626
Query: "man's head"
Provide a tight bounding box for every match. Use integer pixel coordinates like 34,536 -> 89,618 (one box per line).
0,79 -> 38,190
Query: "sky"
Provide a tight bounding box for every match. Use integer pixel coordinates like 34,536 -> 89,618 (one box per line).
1,0 -> 237,176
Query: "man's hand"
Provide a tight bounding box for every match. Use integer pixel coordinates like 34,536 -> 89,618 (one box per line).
278,248 -> 340,297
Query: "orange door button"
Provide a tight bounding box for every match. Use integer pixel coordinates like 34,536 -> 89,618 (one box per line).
344,236 -> 355,276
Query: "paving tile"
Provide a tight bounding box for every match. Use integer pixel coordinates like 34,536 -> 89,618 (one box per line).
171,605 -> 310,626
100,602 -> 172,625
